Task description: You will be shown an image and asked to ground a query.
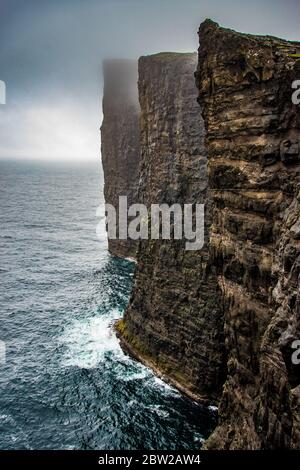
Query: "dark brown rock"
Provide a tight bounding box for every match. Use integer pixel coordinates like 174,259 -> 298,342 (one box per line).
101,59 -> 140,259
117,52 -> 226,403
196,19 -> 300,449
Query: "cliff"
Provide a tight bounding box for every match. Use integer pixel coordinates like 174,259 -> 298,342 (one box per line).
101,59 -> 140,259
116,52 -> 226,403
196,20 -> 300,449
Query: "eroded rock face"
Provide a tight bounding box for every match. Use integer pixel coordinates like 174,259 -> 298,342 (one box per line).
101,59 -> 140,259
196,20 -> 300,449
117,52 -> 226,403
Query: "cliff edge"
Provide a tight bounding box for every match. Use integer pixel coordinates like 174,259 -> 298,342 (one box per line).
116,52 -> 226,403
196,19 -> 300,449
101,59 -> 140,259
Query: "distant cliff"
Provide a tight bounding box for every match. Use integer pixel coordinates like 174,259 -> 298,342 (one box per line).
101,59 -> 140,259
196,20 -> 300,449
116,52 -> 225,403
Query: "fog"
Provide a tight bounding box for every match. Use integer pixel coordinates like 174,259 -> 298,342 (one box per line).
0,0 -> 299,161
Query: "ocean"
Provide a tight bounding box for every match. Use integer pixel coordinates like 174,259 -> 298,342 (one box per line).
0,160 -> 216,450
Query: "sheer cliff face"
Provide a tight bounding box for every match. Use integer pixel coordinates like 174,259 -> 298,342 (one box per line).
117,52 -> 225,403
101,60 -> 140,259
196,20 -> 300,449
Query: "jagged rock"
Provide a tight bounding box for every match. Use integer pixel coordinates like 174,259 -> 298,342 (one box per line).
101,59 -> 140,259
116,52 -> 226,403
196,19 -> 300,449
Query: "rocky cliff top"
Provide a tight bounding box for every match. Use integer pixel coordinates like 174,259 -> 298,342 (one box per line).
140,52 -> 196,62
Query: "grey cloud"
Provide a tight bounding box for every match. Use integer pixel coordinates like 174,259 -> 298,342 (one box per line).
0,0 -> 299,160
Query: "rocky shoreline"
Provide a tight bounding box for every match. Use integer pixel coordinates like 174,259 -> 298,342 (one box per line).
114,319 -> 214,405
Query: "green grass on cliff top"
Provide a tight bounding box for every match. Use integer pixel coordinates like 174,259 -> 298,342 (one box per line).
141,52 -> 196,61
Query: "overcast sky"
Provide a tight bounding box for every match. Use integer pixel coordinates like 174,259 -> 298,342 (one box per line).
0,0 -> 299,161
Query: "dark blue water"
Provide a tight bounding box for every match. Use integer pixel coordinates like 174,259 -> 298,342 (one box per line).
0,160 -> 216,450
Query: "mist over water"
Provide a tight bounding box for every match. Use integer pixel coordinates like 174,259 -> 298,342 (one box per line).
0,160 -> 216,450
